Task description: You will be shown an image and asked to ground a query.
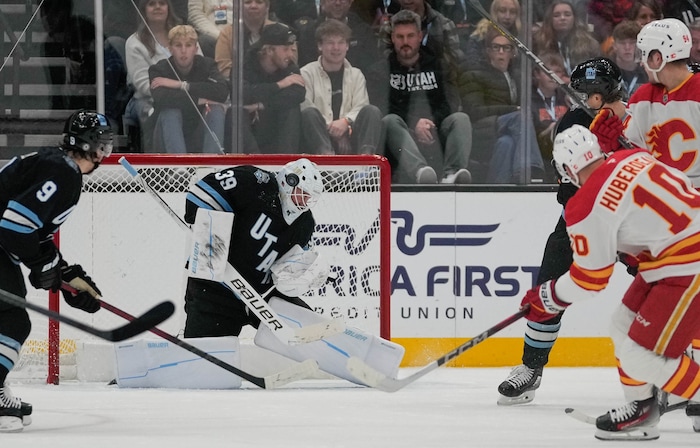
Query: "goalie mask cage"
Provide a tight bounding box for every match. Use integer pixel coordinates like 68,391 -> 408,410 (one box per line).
12,154 -> 391,384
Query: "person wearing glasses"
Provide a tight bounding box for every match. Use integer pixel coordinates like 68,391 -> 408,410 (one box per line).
461,0 -> 521,71
460,26 -> 544,183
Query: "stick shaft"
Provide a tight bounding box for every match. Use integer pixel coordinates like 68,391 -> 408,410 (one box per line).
0,287 -> 172,342
99,298 -> 269,388
348,309 -> 527,392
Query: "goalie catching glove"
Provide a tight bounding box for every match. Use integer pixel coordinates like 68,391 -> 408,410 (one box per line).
520,280 -> 571,322
270,245 -> 330,297
60,262 -> 101,313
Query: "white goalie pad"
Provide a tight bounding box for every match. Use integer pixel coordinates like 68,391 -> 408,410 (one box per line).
270,245 -> 330,296
254,297 -> 404,386
113,337 -> 242,389
188,208 -> 234,281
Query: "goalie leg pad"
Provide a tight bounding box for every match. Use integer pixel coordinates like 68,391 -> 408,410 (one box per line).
114,336 -> 242,389
254,297 -> 405,385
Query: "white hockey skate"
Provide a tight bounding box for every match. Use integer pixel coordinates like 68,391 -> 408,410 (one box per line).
594,396 -> 660,441
497,365 -> 542,405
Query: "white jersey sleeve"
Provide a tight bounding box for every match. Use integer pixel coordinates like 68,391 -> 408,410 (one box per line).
556,149 -> 700,303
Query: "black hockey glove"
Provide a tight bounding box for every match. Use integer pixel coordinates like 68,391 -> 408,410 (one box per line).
25,242 -> 62,291
60,263 -> 101,313
617,252 -> 639,277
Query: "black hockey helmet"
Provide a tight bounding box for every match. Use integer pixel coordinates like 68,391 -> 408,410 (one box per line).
569,57 -> 623,104
63,109 -> 114,157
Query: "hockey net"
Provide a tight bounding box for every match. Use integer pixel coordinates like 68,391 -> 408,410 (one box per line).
10,154 -> 391,384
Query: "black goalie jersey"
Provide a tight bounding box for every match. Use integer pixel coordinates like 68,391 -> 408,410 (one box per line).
184,165 -> 316,294
0,148 -> 83,264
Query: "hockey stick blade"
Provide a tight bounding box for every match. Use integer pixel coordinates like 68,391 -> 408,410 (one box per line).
662,400 -> 690,414
348,309 -> 527,392
107,302 -> 176,341
0,287 -> 174,342
565,408 -> 596,425
263,359 -> 320,389
98,297 -> 316,389
119,156 -> 343,346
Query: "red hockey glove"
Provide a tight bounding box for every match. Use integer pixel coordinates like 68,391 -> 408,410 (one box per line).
590,108 -> 623,153
520,280 -> 570,322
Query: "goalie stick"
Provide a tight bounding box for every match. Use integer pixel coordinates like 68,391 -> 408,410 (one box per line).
466,0 -> 634,149
80,289 -> 317,389
347,309 -> 527,392
118,156 -> 344,346
0,286 -> 174,342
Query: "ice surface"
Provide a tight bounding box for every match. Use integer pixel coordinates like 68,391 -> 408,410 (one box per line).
4,367 -> 698,447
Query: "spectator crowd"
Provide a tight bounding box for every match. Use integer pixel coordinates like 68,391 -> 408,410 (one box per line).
64,0 -> 700,183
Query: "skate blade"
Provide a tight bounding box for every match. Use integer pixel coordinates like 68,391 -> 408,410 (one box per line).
0,416 -> 24,433
594,425 -> 659,441
497,391 -> 535,406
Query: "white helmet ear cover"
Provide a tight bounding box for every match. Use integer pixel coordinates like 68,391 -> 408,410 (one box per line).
276,158 -> 324,224
552,125 -> 605,187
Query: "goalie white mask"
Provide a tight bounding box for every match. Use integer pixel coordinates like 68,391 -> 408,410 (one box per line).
276,158 -> 324,224
552,125 -> 605,188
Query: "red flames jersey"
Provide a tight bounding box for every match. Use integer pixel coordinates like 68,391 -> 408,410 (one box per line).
624,74 -> 700,186
557,149 -> 700,300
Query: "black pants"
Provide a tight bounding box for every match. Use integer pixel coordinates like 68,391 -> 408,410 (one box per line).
183,278 -> 311,338
522,214 -> 572,368
0,251 -> 32,382
300,105 -> 382,154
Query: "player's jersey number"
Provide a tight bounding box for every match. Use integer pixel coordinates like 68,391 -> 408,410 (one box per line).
570,164 -> 700,257
36,181 -> 57,202
632,164 -> 700,234
214,170 -> 237,190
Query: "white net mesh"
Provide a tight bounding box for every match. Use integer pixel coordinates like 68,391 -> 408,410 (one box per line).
13,155 -> 389,382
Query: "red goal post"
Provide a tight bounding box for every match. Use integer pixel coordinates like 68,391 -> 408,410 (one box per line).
31,154 -> 392,384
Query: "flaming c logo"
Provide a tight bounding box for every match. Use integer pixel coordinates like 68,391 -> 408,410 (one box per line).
646,119 -> 698,172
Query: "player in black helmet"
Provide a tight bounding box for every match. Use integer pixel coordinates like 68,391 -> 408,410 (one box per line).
569,57 -> 625,104
497,57 -> 627,405
0,109 -> 111,432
